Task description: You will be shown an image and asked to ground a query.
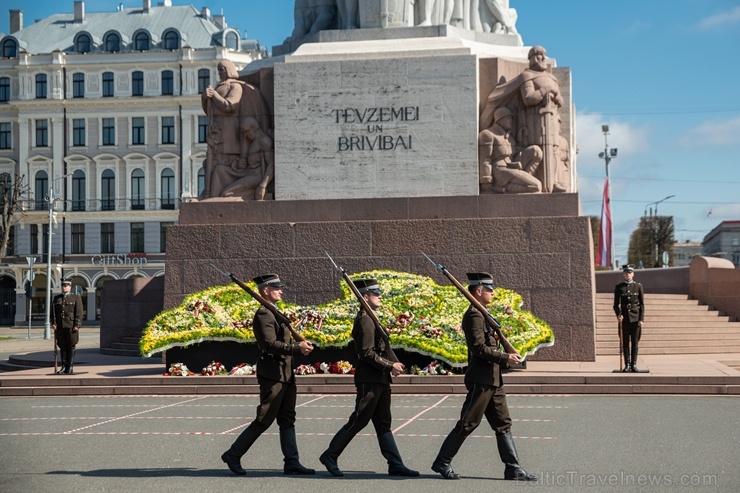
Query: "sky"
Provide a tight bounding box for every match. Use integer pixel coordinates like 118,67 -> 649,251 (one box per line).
2,0 -> 740,266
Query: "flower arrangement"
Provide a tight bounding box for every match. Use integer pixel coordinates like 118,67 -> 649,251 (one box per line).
295,364 -> 317,375
314,361 -> 354,374
201,361 -> 227,376
229,363 -> 256,375
165,362 -> 195,376
411,361 -> 452,375
142,271 -> 554,367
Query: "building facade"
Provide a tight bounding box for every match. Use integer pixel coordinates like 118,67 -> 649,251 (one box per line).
673,241 -> 703,267
0,0 -> 264,325
703,220 -> 740,268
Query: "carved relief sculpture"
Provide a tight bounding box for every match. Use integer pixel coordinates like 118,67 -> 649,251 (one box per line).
479,46 -> 567,193
292,0 -> 339,40
200,60 -> 273,200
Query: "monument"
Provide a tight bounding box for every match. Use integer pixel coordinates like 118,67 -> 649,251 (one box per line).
168,0 -> 594,362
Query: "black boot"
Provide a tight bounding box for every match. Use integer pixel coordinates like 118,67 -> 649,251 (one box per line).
377,431 -> 419,476
630,347 -> 639,372
66,348 -> 76,374
56,349 -> 67,375
431,430 -> 466,479
280,428 -> 315,475
497,431 -> 537,481
319,428 -> 353,477
221,427 -> 260,476
622,346 -> 631,372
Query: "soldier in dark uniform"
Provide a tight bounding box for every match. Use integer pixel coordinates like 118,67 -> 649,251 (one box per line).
613,264 -> 645,372
319,278 -> 419,477
51,279 -> 84,375
432,272 -> 536,481
221,274 -> 316,476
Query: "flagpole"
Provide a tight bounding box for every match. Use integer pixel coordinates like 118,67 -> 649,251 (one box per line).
600,125 -> 617,270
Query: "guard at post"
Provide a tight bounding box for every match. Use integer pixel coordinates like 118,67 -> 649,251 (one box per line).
220,274 -> 315,476
613,264 -> 645,372
51,279 -> 84,375
432,272 -> 536,481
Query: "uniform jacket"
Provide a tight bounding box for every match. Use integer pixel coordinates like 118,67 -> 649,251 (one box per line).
352,309 -> 397,385
253,305 -> 300,382
462,305 -> 510,388
51,293 -> 83,330
613,281 -> 645,323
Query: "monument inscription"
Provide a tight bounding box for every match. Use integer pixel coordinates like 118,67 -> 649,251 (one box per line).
332,105 -> 418,151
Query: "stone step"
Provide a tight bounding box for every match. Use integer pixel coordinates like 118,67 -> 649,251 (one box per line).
596,346 -> 740,355
121,337 -> 141,344
100,347 -> 147,357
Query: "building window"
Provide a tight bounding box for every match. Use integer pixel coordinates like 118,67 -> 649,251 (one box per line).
101,223 -> 114,253
161,116 -> 175,144
132,71 -> 144,96
198,116 -> 207,143
35,119 -> 48,147
131,117 -> 145,145
1,39 -> 18,58
72,73 -> 85,98
36,74 -> 47,99
42,224 -> 49,259
72,119 -> 86,147
197,69 -> 210,93
102,118 -> 115,145
71,224 -> 85,254
161,169 -> 175,209
104,33 -> 120,53
75,33 -> 92,53
0,122 -> 11,149
197,167 -> 205,197
161,70 -> 174,95
131,169 -> 145,210
102,72 -> 114,97
35,171 -> 48,211
163,30 -> 179,50
101,169 -> 115,211
72,170 -> 86,211
31,224 -> 38,254
130,222 -> 145,253
225,32 -> 239,50
134,32 -> 150,51
0,77 -> 9,102
160,222 -> 173,252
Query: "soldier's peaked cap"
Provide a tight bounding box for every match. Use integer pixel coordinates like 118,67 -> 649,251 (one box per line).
353,278 -> 381,295
61,279 -> 72,286
252,274 -> 285,289
622,264 -> 635,273
466,272 -> 495,289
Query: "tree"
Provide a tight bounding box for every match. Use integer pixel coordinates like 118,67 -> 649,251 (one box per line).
628,216 -> 675,268
0,173 -> 29,260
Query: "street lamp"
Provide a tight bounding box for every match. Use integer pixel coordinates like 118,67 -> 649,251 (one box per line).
599,125 -> 618,269
43,173 -> 73,340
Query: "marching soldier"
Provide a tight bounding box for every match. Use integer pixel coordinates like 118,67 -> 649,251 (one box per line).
613,264 -> 645,372
221,274 -> 315,476
432,272 -> 536,481
319,278 -> 419,477
51,279 -> 84,375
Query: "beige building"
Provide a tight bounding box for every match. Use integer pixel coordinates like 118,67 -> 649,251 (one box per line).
703,220 -> 740,268
0,1 -> 264,325
673,241 -> 703,267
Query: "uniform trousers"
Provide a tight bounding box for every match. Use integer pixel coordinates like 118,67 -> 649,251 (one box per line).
337,382 -> 392,437
453,382 -> 512,437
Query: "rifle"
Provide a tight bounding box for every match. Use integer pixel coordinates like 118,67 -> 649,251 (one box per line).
325,253 -> 399,363
617,319 -> 624,371
210,264 -> 306,343
422,252 -> 519,356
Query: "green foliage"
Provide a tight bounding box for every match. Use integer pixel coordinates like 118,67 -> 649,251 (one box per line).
140,270 -> 555,367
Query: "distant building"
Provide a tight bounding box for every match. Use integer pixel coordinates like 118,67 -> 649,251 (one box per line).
0,1 -> 265,325
673,241 -> 702,267
703,220 -> 740,268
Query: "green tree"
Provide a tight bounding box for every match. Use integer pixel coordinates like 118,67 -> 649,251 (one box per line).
628,216 -> 675,267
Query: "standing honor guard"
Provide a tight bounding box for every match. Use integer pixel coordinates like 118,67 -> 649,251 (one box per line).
432,272 -> 536,481
221,274 -> 315,476
319,278 -> 419,477
613,264 -> 645,372
51,279 -> 84,375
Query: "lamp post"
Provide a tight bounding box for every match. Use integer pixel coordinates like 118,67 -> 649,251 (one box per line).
43,174 -> 73,340
644,195 -> 675,267
599,125 -> 618,269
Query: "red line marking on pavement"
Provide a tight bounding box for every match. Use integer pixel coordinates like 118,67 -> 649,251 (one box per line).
392,395 -> 449,434
61,396 -> 208,434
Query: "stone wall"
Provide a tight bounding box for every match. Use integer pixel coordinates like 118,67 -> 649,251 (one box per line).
166,195 -> 595,361
100,276 -> 164,349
